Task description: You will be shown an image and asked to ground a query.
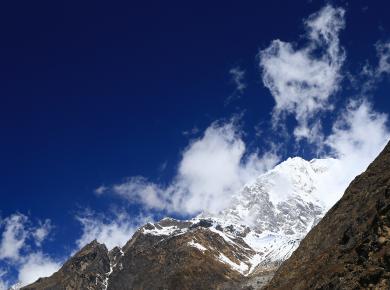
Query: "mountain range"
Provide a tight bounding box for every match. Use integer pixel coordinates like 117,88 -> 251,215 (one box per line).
19,141 -> 390,289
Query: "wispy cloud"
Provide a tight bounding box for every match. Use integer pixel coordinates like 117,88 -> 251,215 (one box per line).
0,214 -> 29,261
259,5 -> 345,144
230,66 -> 246,93
182,126 -> 200,136
94,185 -> 108,195
314,99 -> 390,207
376,41 -> 390,76
17,252 -> 60,287
359,40 -> 390,93
0,213 -> 60,288
0,270 -> 7,290
225,66 -> 247,105
76,209 -> 153,250
32,219 -> 53,247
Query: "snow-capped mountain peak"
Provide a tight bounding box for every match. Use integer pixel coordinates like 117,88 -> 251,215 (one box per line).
212,156 -> 338,236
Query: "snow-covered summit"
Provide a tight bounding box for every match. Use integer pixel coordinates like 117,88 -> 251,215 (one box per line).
209,156 -> 339,236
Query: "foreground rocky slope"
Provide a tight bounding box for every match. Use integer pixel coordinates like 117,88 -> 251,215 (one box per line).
265,141 -> 390,290
21,157 -> 343,290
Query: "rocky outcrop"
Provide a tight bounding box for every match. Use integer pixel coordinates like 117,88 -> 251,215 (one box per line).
22,240 -> 110,290
108,226 -> 243,289
265,141 -> 390,290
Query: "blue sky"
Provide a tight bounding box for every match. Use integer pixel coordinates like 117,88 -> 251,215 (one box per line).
1,0 -> 390,287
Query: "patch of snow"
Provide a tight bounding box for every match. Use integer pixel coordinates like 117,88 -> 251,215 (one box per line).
217,253 -> 249,274
102,265 -> 113,290
142,225 -> 182,236
9,283 -> 22,290
208,227 -> 236,245
188,240 -> 207,252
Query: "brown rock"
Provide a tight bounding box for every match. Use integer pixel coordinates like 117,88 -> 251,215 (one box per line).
106,227 -> 245,290
22,240 -> 110,290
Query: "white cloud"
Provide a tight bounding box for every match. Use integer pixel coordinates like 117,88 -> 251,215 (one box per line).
0,213 -> 59,288
171,123 -> 248,214
0,269 -> 8,290
168,123 -> 279,214
0,214 -> 55,262
259,5 -> 345,143
109,122 -> 279,215
225,66 -> 247,105
230,66 -> 246,93
326,99 -> 389,162
376,41 -> 390,76
359,41 -> 390,93
76,210 -> 152,250
113,177 -> 166,210
0,281 -> 6,290
0,214 -> 29,261
315,99 -> 390,208
94,185 -> 108,195
32,219 -> 53,247
17,252 -> 60,287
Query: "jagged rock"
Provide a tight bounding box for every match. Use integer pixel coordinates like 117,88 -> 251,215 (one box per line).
264,141 -> 390,290
107,227 -> 245,290
22,240 -> 110,290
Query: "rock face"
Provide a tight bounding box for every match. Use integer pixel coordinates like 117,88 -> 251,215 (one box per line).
107,219 -> 246,290
21,156 -> 345,290
265,141 -> 390,290
22,240 -> 110,290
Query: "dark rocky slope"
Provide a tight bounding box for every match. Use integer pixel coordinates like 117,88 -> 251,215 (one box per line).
22,240 -> 110,290
265,141 -> 390,290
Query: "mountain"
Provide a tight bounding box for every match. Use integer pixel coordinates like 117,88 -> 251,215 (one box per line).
264,141 -> 390,290
20,156 -> 341,290
208,157 -> 338,271
22,241 -> 110,290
